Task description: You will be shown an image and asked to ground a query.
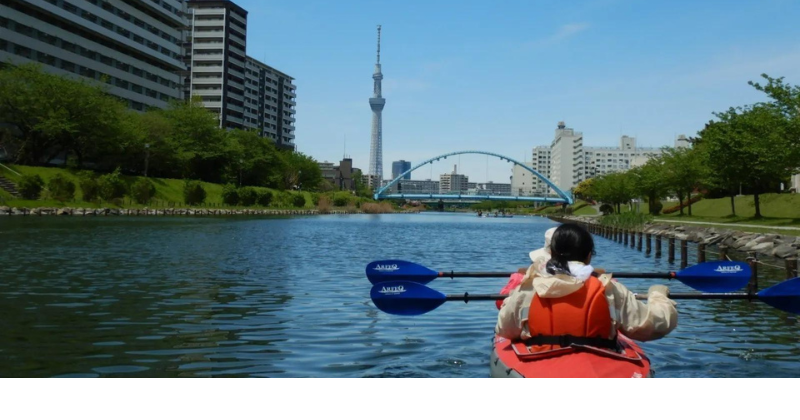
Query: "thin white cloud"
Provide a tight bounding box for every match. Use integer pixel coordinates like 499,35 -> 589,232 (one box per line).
525,23 -> 590,49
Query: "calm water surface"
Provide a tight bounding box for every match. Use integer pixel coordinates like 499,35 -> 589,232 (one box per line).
1,213 -> 798,377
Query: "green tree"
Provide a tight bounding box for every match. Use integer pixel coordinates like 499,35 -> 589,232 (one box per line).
277,151 -> 322,191
0,63 -> 128,166
352,169 -> 372,197
697,104 -> 793,218
630,157 -> 669,215
590,172 -> 635,213
661,147 -> 705,216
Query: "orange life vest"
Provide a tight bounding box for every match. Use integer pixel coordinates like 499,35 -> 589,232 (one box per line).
525,275 -> 617,352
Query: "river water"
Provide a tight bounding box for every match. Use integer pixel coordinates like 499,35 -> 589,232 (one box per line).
0,213 -> 798,377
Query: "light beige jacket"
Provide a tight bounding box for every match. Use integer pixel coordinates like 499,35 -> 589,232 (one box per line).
495,262 -> 678,342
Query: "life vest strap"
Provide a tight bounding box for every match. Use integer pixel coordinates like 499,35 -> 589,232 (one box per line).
523,334 -> 620,351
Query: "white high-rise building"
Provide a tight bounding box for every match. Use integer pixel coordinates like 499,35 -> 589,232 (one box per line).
549,122 -> 584,193
584,136 -> 663,178
511,162 -> 535,197
531,146 -> 552,195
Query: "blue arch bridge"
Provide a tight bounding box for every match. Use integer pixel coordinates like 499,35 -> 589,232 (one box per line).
373,150 -> 574,204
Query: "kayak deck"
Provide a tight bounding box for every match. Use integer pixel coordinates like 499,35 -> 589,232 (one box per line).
490,335 -> 652,378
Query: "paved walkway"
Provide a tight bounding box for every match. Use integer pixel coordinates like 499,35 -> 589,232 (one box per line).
654,219 -> 800,231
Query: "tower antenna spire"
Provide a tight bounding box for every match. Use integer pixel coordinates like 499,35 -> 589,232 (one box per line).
377,25 -> 381,64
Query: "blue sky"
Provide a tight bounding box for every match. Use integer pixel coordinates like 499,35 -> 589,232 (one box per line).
236,0 -> 800,183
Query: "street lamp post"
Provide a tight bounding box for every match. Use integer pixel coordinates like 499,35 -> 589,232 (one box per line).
144,143 -> 150,178
239,159 -> 243,187
297,170 -> 302,191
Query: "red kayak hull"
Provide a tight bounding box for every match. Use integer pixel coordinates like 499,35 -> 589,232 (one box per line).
490,334 -> 652,378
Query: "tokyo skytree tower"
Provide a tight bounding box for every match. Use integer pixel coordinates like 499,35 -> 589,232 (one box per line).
368,25 -> 385,186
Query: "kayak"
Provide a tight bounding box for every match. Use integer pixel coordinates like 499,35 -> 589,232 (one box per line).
490,334 -> 652,378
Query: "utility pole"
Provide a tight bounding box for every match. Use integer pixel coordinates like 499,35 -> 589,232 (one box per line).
144,143 -> 150,177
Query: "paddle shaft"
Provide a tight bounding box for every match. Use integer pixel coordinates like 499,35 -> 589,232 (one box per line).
445,292 -> 757,302
439,271 -> 675,279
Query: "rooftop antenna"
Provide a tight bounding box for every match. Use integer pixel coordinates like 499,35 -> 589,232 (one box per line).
343,134 -> 347,159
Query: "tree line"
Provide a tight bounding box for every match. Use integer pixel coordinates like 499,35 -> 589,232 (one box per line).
575,74 -> 800,219
0,63 -> 323,191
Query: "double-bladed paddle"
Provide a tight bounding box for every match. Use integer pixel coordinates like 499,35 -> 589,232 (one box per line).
369,278 -> 800,316
365,260 -> 751,293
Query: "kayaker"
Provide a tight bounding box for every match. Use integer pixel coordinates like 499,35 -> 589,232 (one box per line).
496,227 -> 557,309
496,223 -> 677,349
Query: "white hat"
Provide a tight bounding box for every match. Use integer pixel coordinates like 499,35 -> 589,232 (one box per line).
529,227 -> 557,262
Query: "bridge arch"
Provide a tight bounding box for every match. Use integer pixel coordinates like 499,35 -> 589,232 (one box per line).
374,150 -> 573,204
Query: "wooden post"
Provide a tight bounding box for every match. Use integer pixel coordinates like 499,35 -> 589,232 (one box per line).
747,253 -> 759,293
637,232 -> 643,251
719,245 -> 728,261
655,235 -> 662,258
630,231 -> 635,248
698,242 -> 706,263
680,240 -> 688,269
785,258 -> 797,280
624,230 -> 629,246
646,233 -> 652,255
668,237 -> 675,263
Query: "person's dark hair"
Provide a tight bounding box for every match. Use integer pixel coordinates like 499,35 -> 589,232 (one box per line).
546,223 -> 595,275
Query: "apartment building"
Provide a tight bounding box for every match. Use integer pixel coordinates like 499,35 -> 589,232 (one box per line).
440,165 -> 469,194
549,122 -> 584,193
185,0 -> 296,149
0,0 -> 186,110
584,135 -> 662,178
510,162 -> 535,197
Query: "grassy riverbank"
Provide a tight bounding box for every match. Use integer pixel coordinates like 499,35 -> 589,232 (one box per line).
0,164 -> 320,210
630,194 -> 800,235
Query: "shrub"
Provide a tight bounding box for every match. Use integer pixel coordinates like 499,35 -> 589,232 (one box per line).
272,191 -> 293,208
257,190 -> 272,207
131,178 -> 156,204
649,200 -> 664,215
98,168 -> 127,201
222,183 -> 239,206
362,202 -> 393,214
292,194 -> 306,208
18,174 -> 44,200
45,174 -> 75,202
79,174 -> 100,202
183,180 -> 206,205
599,203 -> 614,215
238,187 -> 257,206
312,194 -> 321,206
317,195 -> 332,213
333,194 -> 349,207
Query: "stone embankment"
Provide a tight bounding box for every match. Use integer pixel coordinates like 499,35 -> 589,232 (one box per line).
0,206 -> 418,217
554,215 -> 800,260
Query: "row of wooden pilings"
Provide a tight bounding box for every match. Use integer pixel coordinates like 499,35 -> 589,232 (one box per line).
564,220 -> 800,291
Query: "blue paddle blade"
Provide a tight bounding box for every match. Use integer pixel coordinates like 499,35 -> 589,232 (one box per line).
758,277 -> 800,314
676,261 -> 751,293
370,281 -> 446,315
365,260 -> 439,285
